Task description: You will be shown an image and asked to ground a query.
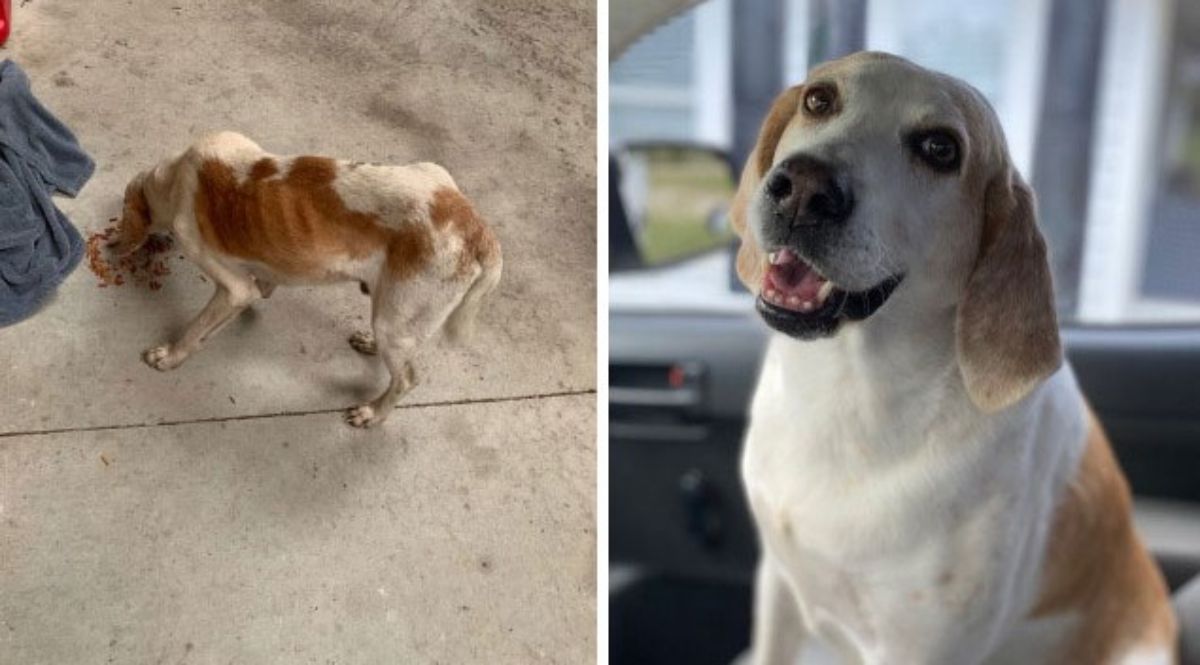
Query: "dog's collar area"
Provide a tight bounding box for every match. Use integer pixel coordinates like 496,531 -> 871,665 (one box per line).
756,253 -> 903,339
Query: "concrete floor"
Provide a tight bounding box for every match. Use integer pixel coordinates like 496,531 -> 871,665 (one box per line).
0,1 -> 595,662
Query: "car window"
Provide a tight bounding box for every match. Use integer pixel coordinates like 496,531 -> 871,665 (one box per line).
1134,0 -> 1200,321
609,0 -> 1200,327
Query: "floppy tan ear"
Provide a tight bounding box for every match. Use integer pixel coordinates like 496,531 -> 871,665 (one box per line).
111,177 -> 151,256
730,86 -> 801,290
956,171 -> 1062,412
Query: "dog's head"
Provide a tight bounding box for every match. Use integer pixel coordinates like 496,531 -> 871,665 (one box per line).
112,172 -> 153,256
731,52 -> 1060,412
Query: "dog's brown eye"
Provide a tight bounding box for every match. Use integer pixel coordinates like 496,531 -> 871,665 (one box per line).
803,87 -> 835,116
911,130 -> 961,172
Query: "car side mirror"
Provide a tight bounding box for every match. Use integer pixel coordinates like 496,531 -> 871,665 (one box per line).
613,143 -> 737,268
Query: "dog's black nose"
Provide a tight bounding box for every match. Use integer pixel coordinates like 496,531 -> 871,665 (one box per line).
766,171 -> 793,201
764,154 -> 852,226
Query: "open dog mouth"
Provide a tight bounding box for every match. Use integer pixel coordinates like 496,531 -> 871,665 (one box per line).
756,248 -> 903,338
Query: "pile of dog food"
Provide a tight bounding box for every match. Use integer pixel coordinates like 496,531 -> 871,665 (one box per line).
85,218 -> 175,290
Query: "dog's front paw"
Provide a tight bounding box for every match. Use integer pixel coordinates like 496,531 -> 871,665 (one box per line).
142,344 -> 186,371
344,404 -> 386,428
348,331 -> 378,355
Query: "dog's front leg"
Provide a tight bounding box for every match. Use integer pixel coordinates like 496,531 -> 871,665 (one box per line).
143,282 -> 257,371
750,555 -> 808,665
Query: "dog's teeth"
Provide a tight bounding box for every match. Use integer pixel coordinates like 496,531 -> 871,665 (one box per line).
768,251 -> 779,264
765,288 -> 777,301
801,301 -> 814,312
817,281 -> 835,302
786,295 -> 800,307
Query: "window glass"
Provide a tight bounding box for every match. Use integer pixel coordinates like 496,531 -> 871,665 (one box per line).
610,0 -> 1200,325
867,0 -> 1011,103
1140,0 -> 1200,317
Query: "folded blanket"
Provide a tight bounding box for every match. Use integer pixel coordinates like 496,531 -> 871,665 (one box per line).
0,59 -> 94,327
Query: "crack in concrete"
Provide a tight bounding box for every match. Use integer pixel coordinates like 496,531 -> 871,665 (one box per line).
0,389 -> 596,440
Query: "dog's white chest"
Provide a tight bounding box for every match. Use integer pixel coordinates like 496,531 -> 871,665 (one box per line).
744,430 -> 1018,662
740,337 -> 1086,663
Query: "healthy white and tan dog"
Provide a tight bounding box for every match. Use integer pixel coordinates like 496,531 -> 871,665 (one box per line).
734,53 -> 1177,664
116,131 -> 501,428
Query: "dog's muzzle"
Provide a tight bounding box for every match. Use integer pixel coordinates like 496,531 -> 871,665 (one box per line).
755,155 -> 902,339
756,249 -> 902,339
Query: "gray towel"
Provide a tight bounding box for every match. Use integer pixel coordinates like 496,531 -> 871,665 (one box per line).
0,59 -> 94,327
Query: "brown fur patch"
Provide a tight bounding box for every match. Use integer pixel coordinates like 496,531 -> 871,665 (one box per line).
1032,412 -> 1177,662
753,87 -> 802,177
193,156 -> 413,279
730,86 -> 803,290
428,187 -> 500,277
730,161 -> 767,290
249,157 -> 278,180
385,223 -> 435,281
113,177 -> 152,256
955,171 -> 1062,412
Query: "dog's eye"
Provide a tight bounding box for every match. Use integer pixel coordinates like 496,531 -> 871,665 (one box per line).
911,130 -> 961,172
803,86 -> 835,116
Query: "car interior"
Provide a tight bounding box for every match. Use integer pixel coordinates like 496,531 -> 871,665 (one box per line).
609,1 -> 1200,663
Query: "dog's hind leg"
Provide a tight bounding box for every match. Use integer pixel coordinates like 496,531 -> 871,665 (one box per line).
344,278 -> 461,428
143,257 -> 260,371
344,332 -> 418,428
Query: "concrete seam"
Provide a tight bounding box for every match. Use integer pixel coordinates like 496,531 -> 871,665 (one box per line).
0,389 -> 597,440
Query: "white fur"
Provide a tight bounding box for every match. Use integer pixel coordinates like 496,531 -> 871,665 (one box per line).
1120,647 -> 1174,665
332,160 -> 456,227
744,331 -> 1087,663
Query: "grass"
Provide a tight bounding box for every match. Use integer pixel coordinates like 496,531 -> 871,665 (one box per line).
634,148 -> 736,266
640,215 -> 732,265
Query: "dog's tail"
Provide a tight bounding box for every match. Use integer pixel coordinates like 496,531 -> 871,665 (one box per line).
443,238 -> 502,345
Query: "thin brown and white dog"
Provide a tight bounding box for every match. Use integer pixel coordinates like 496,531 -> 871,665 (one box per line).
116,131 -> 501,428
735,53 -> 1177,663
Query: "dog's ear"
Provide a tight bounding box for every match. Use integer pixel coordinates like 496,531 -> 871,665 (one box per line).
112,177 -> 151,256
731,86 -> 801,290
956,170 -> 1061,412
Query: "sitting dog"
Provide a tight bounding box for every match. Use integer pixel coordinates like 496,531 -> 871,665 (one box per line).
733,53 -> 1176,663
116,131 -> 501,428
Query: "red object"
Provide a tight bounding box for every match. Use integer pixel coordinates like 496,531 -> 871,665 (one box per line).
667,365 -> 686,389
0,0 -> 10,46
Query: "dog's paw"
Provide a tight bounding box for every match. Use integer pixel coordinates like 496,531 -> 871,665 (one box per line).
344,404 -> 385,428
348,331 -> 378,355
142,344 -> 185,371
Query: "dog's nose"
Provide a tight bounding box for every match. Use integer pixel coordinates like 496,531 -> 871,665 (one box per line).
764,155 -> 852,226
